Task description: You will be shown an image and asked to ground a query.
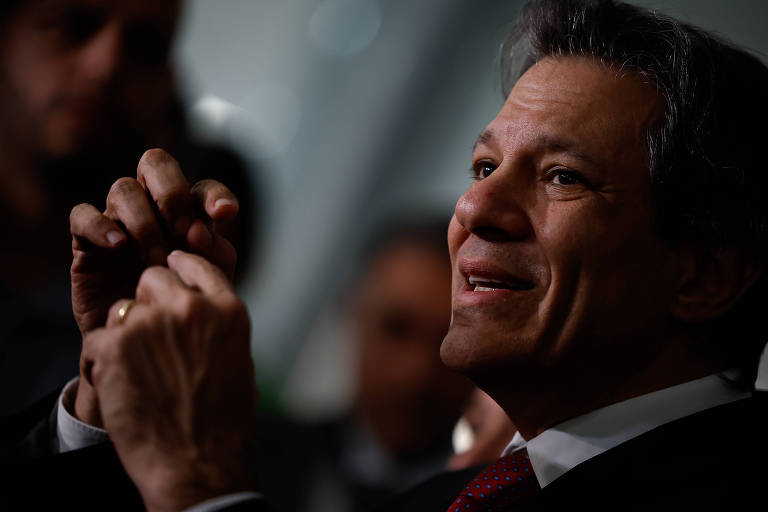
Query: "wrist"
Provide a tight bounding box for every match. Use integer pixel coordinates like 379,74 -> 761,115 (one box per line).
73,379 -> 104,428
140,458 -> 253,512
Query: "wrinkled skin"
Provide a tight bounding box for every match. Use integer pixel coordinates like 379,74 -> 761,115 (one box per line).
70,148 -> 239,426
82,251 -> 256,511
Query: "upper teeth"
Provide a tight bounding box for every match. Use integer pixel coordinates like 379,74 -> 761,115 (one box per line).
468,276 -> 505,292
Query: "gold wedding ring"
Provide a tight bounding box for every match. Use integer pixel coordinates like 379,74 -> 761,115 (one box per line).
117,299 -> 137,324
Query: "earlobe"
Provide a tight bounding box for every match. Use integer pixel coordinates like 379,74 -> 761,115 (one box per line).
671,245 -> 764,322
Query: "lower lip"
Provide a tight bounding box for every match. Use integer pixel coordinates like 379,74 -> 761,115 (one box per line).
455,286 -> 532,307
59,100 -> 101,123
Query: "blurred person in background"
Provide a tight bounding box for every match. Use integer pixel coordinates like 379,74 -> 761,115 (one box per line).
254,219 -> 474,512
0,0 -> 255,420
447,387 -> 517,472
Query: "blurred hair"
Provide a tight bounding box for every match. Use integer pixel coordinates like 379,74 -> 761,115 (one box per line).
0,0 -> 29,27
500,0 -> 768,383
360,216 -> 450,270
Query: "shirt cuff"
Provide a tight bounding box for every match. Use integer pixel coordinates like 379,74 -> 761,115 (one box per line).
56,377 -> 109,453
183,492 -> 265,512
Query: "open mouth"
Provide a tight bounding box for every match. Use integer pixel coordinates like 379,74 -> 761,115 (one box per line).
468,275 -> 534,292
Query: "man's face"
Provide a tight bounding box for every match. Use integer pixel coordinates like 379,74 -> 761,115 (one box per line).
0,0 -> 180,157
442,57 -> 682,394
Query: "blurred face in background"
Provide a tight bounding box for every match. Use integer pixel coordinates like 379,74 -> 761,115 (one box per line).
0,0 -> 180,157
355,241 -> 473,458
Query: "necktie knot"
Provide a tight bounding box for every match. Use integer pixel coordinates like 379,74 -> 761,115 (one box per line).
446,450 -> 540,512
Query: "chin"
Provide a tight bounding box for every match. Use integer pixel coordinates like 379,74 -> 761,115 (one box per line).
441,323 -> 544,385
442,325 -> 503,374
41,128 -> 84,159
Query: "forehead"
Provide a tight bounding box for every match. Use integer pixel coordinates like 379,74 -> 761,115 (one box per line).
483,57 -> 661,170
365,243 -> 448,289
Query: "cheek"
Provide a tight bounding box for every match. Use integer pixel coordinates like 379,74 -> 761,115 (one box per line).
533,203 -> 631,317
536,199 -> 654,270
3,39 -> 62,113
447,215 -> 466,263
538,202 -> 674,331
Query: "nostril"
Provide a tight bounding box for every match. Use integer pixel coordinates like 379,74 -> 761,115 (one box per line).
472,226 -> 517,242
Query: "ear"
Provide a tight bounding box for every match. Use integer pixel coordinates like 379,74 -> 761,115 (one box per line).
671,244 -> 764,322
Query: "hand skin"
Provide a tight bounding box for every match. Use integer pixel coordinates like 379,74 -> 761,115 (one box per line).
82,251 -> 257,512
70,148 -> 240,427
446,388 -> 517,471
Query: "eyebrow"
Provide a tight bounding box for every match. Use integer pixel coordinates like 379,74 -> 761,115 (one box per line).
473,130 -> 494,152
536,134 -> 601,167
473,129 -> 601,167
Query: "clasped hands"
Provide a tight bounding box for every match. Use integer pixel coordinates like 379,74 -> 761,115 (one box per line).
69,149 -> 257,511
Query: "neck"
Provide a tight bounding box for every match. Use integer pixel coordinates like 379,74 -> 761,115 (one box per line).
0,131 -> 49,223
0,143 -> 83,292
489,337 -> 725,440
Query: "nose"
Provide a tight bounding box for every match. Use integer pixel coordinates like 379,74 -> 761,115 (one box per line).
78,21 -> 122,84
454,173 -> 533,242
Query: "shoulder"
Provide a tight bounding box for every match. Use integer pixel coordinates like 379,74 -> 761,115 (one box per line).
0,387 -> 60,458
532,395 -> 768,510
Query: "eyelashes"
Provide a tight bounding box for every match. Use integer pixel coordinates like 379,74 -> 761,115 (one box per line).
468,161 -> 591,188
547,168 -> 590,187
469,161 -> 497,181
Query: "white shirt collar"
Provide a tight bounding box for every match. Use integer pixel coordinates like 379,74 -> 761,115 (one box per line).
755,343 -> 768,391
501,373 -> 750,488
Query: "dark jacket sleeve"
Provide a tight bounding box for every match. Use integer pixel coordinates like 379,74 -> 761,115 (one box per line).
0,386 -> 60,460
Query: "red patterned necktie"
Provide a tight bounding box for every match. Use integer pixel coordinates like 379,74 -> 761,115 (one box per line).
446,449 -> 540,512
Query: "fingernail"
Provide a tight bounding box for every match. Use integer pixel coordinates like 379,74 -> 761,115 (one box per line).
106,230 -> 125,246
149,246 -> 167,265
214,198 -> 236,210
174,216 -> 191,237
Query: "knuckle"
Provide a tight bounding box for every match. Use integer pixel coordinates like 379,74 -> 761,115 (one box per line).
138,265 -> 164,288
108,177 -> 140,201
105,333 -> 129,362
69,203 -> 89,222
140,148 -> 176,169
175,292 -> 204,317
69,204 -> 94,233
223,295 -> 249,325
144,308 -> 166,327
206,260 -> 229,282
192,179 -> 229,201
154,189 -> 188,216
191,179 -> 214,194
90,363 -> 106,386
132,221 -> 161,243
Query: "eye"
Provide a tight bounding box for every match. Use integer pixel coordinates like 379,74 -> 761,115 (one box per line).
548,168 -> 589,187
470,161 -> 497,181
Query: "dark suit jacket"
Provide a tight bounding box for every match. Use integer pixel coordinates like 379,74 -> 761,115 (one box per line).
0,389 -> 144,510
0,390 -> 267,510
387,394 -> 768,511
1,439 -> 269,510
3,394 -> 765,511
